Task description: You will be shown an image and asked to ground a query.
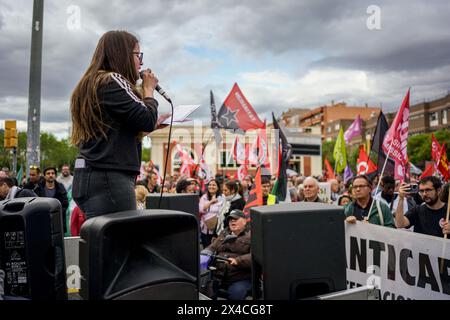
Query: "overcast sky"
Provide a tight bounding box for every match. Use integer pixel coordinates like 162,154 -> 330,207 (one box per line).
1,0 -> 450,139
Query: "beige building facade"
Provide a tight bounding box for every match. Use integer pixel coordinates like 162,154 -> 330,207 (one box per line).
149,121 -> 323,177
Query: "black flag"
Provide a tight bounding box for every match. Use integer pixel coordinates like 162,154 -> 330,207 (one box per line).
210,90 -> 222,145
270,112 -> 292,201
370,111 -> 394,176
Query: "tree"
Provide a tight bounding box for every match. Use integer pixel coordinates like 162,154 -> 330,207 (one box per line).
322,140 -> 335,168
408,130 -> 450,168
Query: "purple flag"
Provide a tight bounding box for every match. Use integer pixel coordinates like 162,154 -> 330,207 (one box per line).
344,115 -> 362,143
343,164 -> 354,184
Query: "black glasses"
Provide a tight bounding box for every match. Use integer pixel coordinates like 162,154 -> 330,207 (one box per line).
418,188 -> 435,194
133,51 -> 143,63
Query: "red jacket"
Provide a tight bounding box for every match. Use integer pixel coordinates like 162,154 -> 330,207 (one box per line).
70,206 -> 86,236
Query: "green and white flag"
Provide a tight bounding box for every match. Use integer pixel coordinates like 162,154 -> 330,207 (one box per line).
333,127 -> 347,173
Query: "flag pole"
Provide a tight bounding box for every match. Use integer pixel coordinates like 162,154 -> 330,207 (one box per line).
193,131 -> 213,177
440,187 -> 450,273
367,138 -> 395,221
223,133 -> 228,183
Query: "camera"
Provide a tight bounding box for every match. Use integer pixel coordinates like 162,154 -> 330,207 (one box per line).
408,183 -> 418,194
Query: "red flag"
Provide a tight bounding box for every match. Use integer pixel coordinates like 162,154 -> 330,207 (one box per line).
437,143 -> 450,180
324,158 -> 336,180
382,89 -> 410,166
217,83 -> 265,131
237,164 -> 248,181
176,143 -> 195,177
357,145 -> 377,175
420,163 -> 436,179
243,167 -> 263,221
431,133 -> 442,162
394,160 -> 409,181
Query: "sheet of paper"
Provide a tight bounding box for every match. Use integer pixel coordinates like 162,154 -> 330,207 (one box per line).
162,105 -> 201,124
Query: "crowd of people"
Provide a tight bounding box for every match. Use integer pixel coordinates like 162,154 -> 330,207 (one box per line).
0,161 -> 449,300
1,30 -> 449,301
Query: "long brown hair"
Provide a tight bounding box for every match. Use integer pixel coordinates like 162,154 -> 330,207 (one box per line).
70,30 -> 140,146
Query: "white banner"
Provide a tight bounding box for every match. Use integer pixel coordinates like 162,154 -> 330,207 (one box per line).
346,222 -> 450,300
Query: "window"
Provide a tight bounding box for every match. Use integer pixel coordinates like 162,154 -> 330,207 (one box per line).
429,112 -> 439,127
334,123 -> 340,131
327,126 -> 332,133
221,151 -> 236,168
442,110 -> 448,125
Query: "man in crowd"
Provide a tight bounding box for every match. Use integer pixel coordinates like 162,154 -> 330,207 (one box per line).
57,164 -> 73,192
34,167 -> 69,233
176,179 -> 196,194
344,175 -> 395,228
395,176 -> 449,238
0,177 -> 36,200
202,209 -> 251,300
330,179 -> 340,202
374,175 -> 416,216
261,176 -> 272,205
138,171 -> 160,193
302,176 -> 324,203
23,165 -> 44,192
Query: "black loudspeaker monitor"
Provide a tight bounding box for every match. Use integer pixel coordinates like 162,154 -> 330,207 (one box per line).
0,197 -> 67,300
79,210 -> 199,300
251,202 -> 346,300
146,193 -> 199,217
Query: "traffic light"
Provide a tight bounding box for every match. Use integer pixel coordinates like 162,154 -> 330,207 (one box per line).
4,120 -> 18,149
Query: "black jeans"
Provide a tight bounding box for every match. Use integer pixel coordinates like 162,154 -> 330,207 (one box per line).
72,167 -> 136,219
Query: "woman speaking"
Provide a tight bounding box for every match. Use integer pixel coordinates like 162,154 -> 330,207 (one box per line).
70,30 -> 165,219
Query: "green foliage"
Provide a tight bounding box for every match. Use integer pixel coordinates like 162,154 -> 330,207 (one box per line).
321,129 -> 450,173
1,131 -> 156,174
0,131 -> 78,172
348,145 -> 360,171
39,133 -> 79,170
322,139 -> 360,173
142,147 -> 151,162
408,134 -> 430,167
322,140 -> 335,168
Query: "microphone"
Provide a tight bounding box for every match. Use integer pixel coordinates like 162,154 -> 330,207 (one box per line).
139,71 -> 172,103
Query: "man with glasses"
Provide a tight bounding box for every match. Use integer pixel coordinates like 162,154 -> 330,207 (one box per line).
395,176 -> 449,238
344,175 -> 395,227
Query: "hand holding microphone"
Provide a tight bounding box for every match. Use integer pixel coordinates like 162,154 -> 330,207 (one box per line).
140,68 -> 159,99
140,68 -> 174,211
139,69 -> 172,103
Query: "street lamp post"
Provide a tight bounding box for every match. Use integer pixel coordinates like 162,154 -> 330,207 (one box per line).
26,0 -> 44,176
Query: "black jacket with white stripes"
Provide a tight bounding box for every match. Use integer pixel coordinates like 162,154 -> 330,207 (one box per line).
78,73 -> 158,174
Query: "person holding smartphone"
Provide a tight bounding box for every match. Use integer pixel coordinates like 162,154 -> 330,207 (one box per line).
395,176 -> 449,238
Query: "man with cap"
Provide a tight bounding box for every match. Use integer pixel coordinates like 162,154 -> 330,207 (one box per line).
201,209 -> 251,300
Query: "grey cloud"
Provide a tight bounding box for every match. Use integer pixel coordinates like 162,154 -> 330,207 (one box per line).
313,39 -> 450,72
1,0 -> 450,136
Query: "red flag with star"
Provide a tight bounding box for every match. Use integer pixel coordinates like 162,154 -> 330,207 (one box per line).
217,83 -> 265,131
